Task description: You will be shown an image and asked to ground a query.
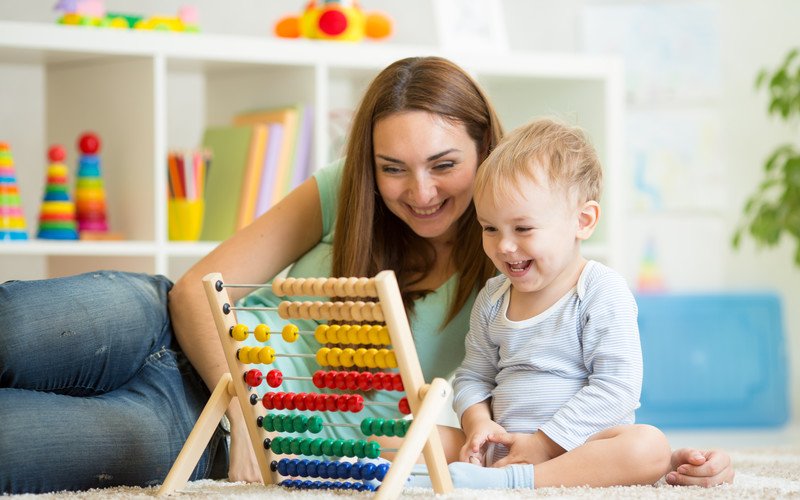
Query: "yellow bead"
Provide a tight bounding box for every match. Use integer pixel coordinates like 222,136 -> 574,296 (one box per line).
231,324 -> 248,341
375,349 -> 388,369
368,325 -> 382,344
314,325 -> 329,343
316,347 -> 331,366
327,325 -> 341,343
386,350 -> 398,368
328,347 -> 343,367
282,324 -> 299,342
248,347 -> 262,364
378,327 -> 391,345
364,348 -> 378,368
357,326 -> 371,344
337,325 -> 351,344
259,346 -> 276,364
254,324 -> 270,342
340,348 -> 355,368
346,326 -> 360,344
354,348 -> 367,367
237,346 -> 252,363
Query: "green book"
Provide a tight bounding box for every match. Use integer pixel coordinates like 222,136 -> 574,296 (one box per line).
199,125 -> 254,241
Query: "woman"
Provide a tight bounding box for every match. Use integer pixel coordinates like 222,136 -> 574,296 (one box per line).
0,57 -> 732,493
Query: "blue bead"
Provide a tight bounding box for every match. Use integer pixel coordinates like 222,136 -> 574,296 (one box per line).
297,459 -> 309,477
362,462 -> 377,480
277,459 -> 289,476
350,462 -> 363,480
286,460 -> 298,476
337,461 -> 352,479
376,463 -> 389,481
326,462 -> 338,478
302,480 -> 314,489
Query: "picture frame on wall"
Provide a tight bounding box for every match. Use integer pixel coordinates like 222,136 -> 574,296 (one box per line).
433,0 -> 508,54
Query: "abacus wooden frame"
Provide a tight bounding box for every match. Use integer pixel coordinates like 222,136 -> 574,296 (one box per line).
157,270 -> 454,499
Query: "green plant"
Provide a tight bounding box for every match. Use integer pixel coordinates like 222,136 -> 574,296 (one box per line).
733,48 -> 800,265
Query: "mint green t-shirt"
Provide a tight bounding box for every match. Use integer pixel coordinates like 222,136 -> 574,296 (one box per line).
235,162 -> 475,440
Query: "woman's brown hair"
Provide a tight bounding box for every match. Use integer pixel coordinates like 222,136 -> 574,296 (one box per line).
332,56 -> 503,324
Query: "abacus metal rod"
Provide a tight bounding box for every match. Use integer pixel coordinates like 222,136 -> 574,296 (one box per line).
221,283 -> 271,289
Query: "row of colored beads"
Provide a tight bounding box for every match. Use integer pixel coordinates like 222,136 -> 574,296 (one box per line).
272,458 -> 389,481
279,479 -> 376,491
265,436 -> 381,459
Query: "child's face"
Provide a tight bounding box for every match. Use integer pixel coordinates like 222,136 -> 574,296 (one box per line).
475,170 -> 584,295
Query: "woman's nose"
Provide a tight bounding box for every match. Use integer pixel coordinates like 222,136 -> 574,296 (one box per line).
408,175 -> 437,205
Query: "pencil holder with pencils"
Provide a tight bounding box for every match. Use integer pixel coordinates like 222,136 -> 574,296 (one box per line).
167,149 -> 208,241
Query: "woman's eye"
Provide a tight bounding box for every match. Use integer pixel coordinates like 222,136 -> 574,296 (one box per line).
434,161 -> 455,170
380,165 -> 403,174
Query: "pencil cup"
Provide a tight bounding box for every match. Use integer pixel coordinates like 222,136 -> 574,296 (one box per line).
168,199 -> 204,241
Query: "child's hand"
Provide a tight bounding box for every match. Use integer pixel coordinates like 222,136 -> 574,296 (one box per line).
459,420 -> 506,465
488,431 -> 564,467
227,422 -> 263,483
666,448 -> 734,486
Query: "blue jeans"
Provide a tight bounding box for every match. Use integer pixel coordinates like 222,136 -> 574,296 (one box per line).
0,271 -> 228,493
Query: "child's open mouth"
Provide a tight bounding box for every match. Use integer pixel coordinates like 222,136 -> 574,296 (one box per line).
507,260 -> 532,274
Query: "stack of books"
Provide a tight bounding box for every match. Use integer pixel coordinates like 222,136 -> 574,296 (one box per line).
199,104 -> 314,241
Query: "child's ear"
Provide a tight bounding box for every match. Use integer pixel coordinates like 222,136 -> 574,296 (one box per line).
576,200 -> 600,240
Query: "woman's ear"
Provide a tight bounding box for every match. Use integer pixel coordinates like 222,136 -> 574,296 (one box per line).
576,200 -> 600,240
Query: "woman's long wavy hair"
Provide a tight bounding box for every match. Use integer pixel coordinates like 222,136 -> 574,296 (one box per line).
331,56 -> 503,325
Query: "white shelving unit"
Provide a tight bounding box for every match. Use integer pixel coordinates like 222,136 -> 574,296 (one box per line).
0,21 -> 624,281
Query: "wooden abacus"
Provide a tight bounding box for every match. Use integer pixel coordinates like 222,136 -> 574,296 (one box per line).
157,271 -> 454,498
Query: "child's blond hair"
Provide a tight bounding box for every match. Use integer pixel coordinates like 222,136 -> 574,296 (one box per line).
474,117 -> 603,206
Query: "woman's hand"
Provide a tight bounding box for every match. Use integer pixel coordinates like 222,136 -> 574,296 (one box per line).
226,421 -> 263,483
488,431 -> 564,467
666,448 -> 734,487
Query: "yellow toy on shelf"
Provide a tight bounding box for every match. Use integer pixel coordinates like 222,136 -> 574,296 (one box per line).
275,0 -> 392,42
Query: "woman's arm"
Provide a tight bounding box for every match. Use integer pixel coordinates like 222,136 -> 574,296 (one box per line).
168,176 -> 324,481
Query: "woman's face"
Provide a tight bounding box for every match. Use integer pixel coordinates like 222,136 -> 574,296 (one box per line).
373,111 -> 480,246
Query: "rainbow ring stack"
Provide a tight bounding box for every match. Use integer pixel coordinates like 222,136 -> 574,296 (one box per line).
0,142 -> 28,240
37,145 -> 78,240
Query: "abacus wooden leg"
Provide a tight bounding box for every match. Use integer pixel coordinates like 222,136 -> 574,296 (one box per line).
157,373 -> 236,496
375,377 -> 454,499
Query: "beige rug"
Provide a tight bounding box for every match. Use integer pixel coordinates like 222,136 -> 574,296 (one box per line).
6,447 -> 800,499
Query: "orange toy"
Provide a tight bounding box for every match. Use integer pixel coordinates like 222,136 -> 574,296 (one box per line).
275,0 -> 392,42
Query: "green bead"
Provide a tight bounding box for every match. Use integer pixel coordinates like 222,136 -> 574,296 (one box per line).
321,438 -> 333,456
290,438 -> 302,455
274,415 -> 285,432
365,440 -> 381,459
300,438 -> 312,456
308,416 -> 324,434
370,418 -> 385,436
394,419 -> 407,437
381,419 -> 395,437
331,439 -> 344,457
270,436 -> 282,452
310,437 -> 324,456
342,439 -> 355,457
354,440 -> 366,458
294,415 -> 308,433
280,437 -> 293,454
360,417 -> 374,436
263,414 -> 275,432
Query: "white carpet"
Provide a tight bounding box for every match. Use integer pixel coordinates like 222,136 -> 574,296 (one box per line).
6,447 -> 800,499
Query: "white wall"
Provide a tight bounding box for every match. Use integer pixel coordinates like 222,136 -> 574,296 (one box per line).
1,0 -> 797,421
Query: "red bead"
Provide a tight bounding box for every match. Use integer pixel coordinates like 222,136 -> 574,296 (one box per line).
398,397 -> 411,415
345,371 -> 359,390
295,392 -> 307,411
382,374 -> 394,391
393,374 -> 404,391
357,372 -> 372,391
312,370 -> 326,388
266,369 -> 283,388
304,393 -> 317,410
335,371 -> 348,390
325,394 -> 338,412
315,394 -> 328,412
371,372 -> 384,390
349,394 -> 364,412
273,392 -> 286,410
78,132 -> 100,154
262,393 -> 275,410
336,394 -> 349,412
244,369 -> 263,387
284,393 -> 297,411
324,371 -> 337,389
48,144 -> 66,162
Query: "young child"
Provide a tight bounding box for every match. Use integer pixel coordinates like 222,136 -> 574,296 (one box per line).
402,118 -> 672,490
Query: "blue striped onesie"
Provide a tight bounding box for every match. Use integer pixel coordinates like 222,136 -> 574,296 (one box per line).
452,260 -> 642,461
